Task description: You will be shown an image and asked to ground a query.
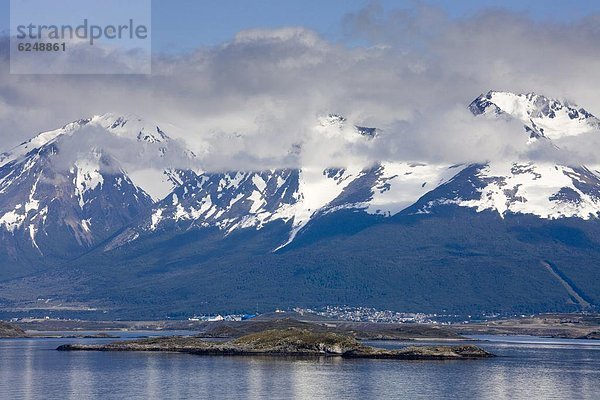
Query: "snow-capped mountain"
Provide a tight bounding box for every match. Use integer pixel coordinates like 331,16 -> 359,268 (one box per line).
2,111 -> 459,256
414,91 -> 600,219
407,162 -> 600,220
1,91 -> 600,318
0,114 -> 194,258
108,114 -> 462,250
469,90 -> 600,140
116,93 -> 600,250
2,90 -> 600,260
115,162 -> 462,250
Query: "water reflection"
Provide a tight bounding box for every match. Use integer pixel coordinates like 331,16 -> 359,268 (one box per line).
0,336 -> 598,399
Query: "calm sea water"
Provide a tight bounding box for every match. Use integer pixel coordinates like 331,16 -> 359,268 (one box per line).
1,332 -> 599,399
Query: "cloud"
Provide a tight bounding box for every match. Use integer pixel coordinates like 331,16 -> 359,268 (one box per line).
1,2 -> 600,171
47,123 -> 196,174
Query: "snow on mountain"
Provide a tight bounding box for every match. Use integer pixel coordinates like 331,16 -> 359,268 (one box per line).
461,163 -> 600,219
0,120 -> 84,168
135,167 -> 363,237
4,90 -> 600,257
109,95 -> 598,250
123,160 -> 464,250
469,91 -> 600,140
364,162 -> 465,216
1,113 -> 196,201
0,139 -> 153,255
83,113 -> 197,200
410,92 -> 600,220
106,113 -> 462,250
411,162 -> 600,220
0,113 -> 196,255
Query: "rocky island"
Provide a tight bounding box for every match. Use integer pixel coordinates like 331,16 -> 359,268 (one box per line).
57,328 -> 493,360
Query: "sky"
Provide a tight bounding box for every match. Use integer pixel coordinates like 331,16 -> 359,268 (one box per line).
149,0 -> 600,52
1,0 -> 600,170
2,0 -> 600,51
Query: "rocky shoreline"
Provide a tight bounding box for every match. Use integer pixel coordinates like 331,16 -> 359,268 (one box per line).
57,328 -> 493,360
0,321 -> 26,338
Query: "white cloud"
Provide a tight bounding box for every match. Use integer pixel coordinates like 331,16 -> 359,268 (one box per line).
1,4 -> 600,170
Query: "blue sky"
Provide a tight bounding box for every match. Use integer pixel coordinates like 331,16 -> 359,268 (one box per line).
2,0 -> 600,53
152,0 -> 600,52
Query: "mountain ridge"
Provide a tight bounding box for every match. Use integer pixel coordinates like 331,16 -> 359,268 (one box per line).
0,91 -> 599,317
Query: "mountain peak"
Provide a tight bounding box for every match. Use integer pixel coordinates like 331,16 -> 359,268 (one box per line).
469,90 -> 600,140
317,113 -> 379,140
89,113 -> 172,144
0,113 -> 175,169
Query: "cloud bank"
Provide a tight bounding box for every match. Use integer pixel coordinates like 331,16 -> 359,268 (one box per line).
1,2 -> 600,171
